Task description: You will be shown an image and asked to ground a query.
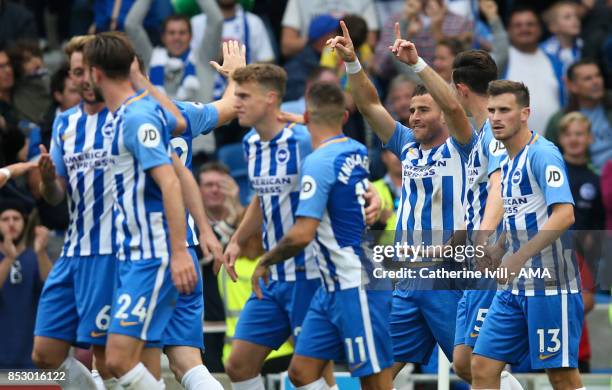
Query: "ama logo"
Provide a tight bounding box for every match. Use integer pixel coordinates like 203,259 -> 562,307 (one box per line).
276,147 -> 290,165
511,169 -> 522,186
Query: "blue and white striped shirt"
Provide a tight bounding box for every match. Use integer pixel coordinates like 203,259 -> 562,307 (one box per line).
110,91 -> 177,261
465,120 -> 506,232
385,122 -> 475,251
500,133 -> 580,295
50,104 -> 114,257
172,100 -> 219,248
243,123 -> 320,282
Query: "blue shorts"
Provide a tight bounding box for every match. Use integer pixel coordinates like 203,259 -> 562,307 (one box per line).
473,290 -> 583,369
108,257 -> 178,343
162,247 -> 204,349
390,289 -> 461,364
34,255 -> 116,346
295,287 -> 393,377
234,278 -> 321,349
454,289 -> 497,348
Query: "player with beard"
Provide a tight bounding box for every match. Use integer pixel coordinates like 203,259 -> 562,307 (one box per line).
31,35 -> 116,389
471,80 -> 583,390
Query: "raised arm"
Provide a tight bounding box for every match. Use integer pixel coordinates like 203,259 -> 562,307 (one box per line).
327,21 -> 397,143
390,23 -> 473,145
209,41 -> 247,126
125,0 -> 154,69
129,59 -> 187,136
480,0 -> 509,75
0,161 -> 37,188
194,0 -> 223,103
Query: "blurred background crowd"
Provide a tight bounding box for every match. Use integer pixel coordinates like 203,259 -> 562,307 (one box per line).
0,0 -> 611,379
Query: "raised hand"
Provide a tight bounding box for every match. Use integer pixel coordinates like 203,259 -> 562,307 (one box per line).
479,0 -> 499,22
210,40 -> 247,77
326,20 -> 357,63
38,145 -> 57,185
389,22 -> 420,66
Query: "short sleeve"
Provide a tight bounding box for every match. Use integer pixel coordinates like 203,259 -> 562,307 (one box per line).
383,122 -> 415,159
178,101 -> 219,137
281,0 -> 301,29
482,126 -> 505,176
450,130 -> 477,162
295,155 -> 336,220
160,106 -> 178,135
50,116 -> 67,178
123,109 -> 172,171
530,143 -> 574,206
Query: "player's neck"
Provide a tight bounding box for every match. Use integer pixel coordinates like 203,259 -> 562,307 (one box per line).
102,80 -> 137,113
563,153 -> 588,166
470,96 -> 489,130
504,126 -> 532,158
83,101 -> 105,116
557,33 -> 575,48
254,110 -> 285,141
420,130 -> 448,151
309,123 -> 342,149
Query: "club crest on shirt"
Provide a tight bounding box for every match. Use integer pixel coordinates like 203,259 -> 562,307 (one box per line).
276,147 -> 290,165
511,169 -> 522,186
579,183 -> 596,200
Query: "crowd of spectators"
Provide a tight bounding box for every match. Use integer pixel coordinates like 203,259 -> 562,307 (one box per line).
1,0 -> 611,374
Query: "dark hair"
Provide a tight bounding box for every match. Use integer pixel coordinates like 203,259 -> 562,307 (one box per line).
566,58 -> 600,82
452,50 -> 498,95
198,162 -> 230,180
487,80 -> 530,107
306,81 -> 346,123
413,84 -> 430,97
340,14 -> 368,48
508,6 -> 541,26
162,14 -> 192,35
51,64 -> 71,98
438,37 -> 467,57
7,40 -> 42,79
83,32 -> 135,80
232,63 -> 287,101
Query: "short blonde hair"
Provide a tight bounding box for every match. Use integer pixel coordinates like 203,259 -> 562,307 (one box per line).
543,1 -> 577,27
558,111 -> 591,135
64,35 -> 94,57
232,64 -> 287,101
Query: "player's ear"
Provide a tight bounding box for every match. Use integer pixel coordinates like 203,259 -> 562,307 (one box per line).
342,110 -> 349,125
520,106 -> 530,123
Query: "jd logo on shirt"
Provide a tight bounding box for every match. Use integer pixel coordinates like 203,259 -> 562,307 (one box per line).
276,147 -> 290,165
545,166 -> 564,187
138,124 -> 161,148
489,140 -> 506,157
300,175 -> 316,200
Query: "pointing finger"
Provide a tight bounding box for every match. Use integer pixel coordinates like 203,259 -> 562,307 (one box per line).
395,22 -> 401,40
340,20 -> 350,40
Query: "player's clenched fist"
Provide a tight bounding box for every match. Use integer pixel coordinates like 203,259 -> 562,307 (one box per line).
171,248 -> 198,294
326,20 -> 356,63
